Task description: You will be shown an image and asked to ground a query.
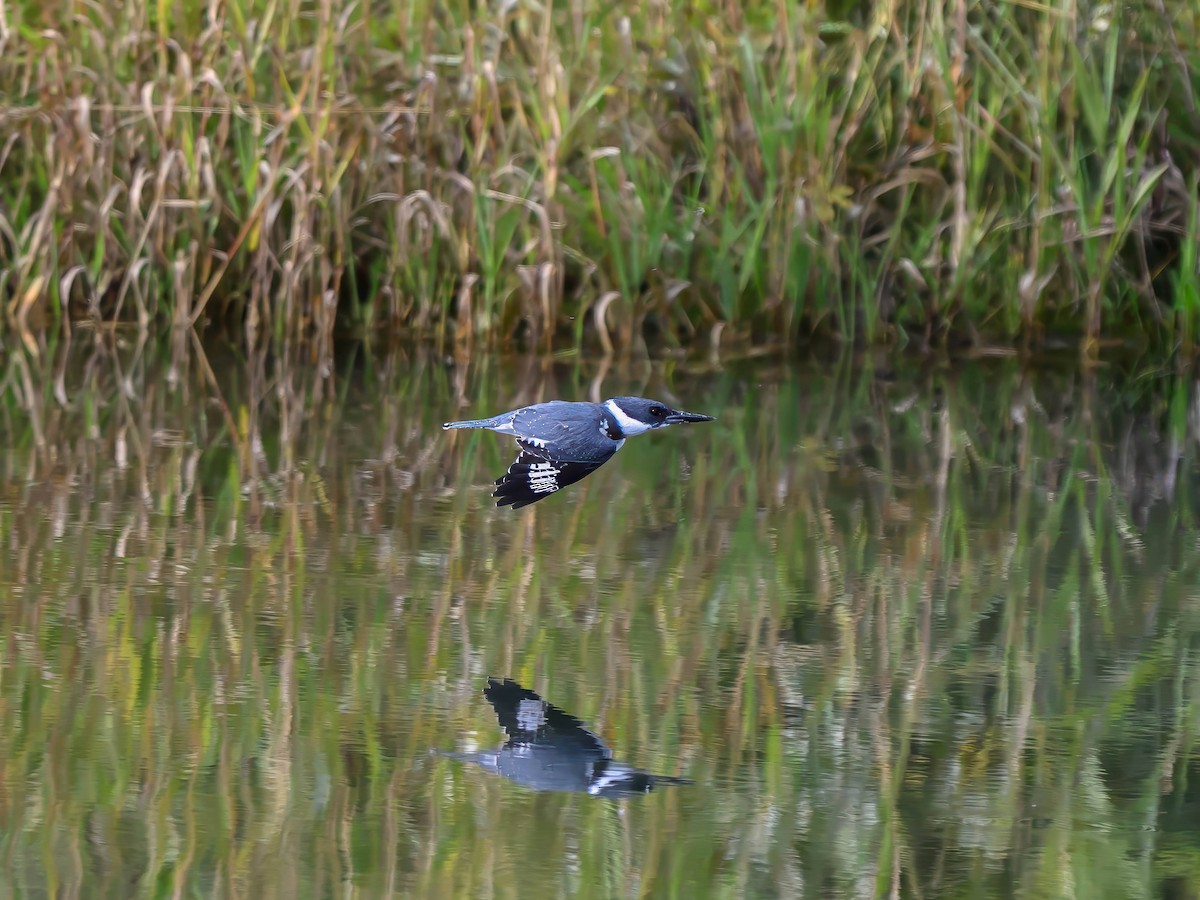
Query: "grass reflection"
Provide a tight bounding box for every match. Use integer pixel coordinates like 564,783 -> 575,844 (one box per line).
1,337 -> 1199,898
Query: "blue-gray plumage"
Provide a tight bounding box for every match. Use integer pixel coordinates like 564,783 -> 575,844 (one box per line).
443,396 -> 714,508
441,678 -> 691,797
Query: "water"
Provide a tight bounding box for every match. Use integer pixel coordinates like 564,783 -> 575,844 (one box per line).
2,340 -> 1199,898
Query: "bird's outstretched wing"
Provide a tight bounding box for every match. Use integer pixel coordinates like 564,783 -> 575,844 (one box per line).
492,440 -> 615,509
483,678 -> 610,755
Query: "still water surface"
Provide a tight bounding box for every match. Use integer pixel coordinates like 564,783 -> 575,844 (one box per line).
2,341 -> 1200,898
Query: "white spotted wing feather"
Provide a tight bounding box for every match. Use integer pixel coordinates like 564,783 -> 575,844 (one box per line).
493,441 -> 615,509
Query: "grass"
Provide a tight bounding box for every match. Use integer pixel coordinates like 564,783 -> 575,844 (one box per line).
0,0 -> 1196,357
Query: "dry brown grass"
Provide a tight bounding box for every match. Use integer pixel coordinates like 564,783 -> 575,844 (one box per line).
0,0 -> 1197,357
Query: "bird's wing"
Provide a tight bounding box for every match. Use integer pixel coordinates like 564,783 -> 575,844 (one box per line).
508,402 -> 614,462
492,440 -> 616,509
483,678 -> 610,755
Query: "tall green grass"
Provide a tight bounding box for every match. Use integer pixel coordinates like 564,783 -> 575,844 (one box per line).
0,0 -> 1196,354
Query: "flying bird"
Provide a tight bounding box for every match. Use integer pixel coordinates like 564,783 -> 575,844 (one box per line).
443,396 -> 714,508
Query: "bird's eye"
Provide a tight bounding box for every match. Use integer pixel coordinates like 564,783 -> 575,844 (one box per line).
650,407 -> 668,418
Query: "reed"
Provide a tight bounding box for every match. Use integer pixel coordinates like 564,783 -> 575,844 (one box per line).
0,0 -> 1197,354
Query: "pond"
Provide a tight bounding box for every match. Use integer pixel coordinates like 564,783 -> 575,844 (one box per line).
2,338 -> 1199,898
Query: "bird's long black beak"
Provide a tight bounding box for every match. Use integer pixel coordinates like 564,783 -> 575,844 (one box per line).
665,410 -> 715,425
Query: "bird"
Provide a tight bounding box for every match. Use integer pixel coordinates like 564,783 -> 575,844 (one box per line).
442,396 -> 714,509
441,677 -> 692,797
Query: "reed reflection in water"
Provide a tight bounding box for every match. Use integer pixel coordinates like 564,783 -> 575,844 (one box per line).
0,339 -> 1199,898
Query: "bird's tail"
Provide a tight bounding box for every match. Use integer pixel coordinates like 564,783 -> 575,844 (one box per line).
442,416 -> 500,431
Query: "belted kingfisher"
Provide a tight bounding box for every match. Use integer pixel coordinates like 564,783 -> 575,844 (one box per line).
443,396 -> 714,508
441,678 -> 691,797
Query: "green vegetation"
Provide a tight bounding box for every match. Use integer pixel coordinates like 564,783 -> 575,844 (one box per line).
2,342 -> 1200,896
0,0 -> 1197,354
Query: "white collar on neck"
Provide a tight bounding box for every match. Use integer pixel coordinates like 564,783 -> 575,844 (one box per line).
604,399 -> 652,436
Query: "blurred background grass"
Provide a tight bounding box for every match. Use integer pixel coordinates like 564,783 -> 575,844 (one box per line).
0,0 -> 1197,356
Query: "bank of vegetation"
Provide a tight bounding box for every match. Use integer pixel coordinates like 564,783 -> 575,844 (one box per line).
0,0 -> 1197,355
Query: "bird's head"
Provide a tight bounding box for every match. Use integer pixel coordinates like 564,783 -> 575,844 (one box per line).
604,397 -> 715,436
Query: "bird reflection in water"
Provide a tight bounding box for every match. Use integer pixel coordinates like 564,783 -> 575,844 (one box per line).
443,678 -> 691,798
